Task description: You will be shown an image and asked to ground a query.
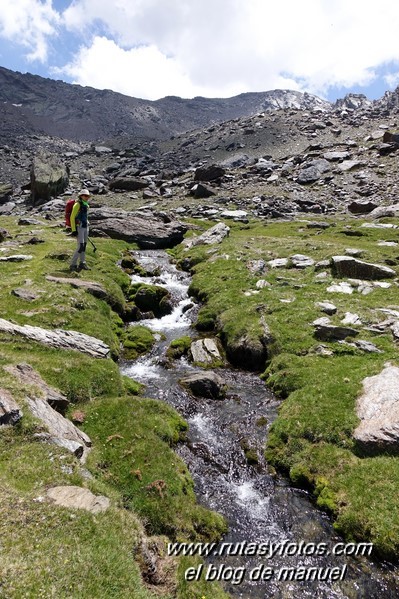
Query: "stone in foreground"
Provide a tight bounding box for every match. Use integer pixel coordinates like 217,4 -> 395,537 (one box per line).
354,365 -> 399,453
46,486 -> 110,513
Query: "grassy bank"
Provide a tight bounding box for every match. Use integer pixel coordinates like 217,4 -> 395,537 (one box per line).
0,216 -> 228,597
173,215 -> 399,560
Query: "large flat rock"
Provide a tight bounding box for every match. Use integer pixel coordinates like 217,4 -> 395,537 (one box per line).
0,318 -> 110,358
89,207 -> 187,248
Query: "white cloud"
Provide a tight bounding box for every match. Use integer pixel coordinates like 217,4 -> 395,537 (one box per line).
58,0 -> 399,99
0,0 -> 60,61
60,36 -> 217,100
2,0 -> 399,100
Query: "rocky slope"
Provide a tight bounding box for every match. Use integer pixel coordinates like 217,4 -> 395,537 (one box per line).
0,65 -> 329,144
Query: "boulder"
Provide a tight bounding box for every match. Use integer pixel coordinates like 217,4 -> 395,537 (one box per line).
224,318 -> 273,371
297,159 -> 330,184
313,317 -> 359,341
348,200 -> 378,214
133,285 -> 172,317
183,222 -> 230,249
0,389 -> 22,425
194,165 -> 225,182
331,256 -> 396,280
89,207 -> 187,248
290,254 -> 315,268
30,153 -> 69,206
315,301 -> 337,315
367,204 -> 399,219
109,177 -> 149,191
190,338 -> 222,365
46,486 -> 110,513
354,365 -> 399,453
11,287 -> 40,301
0,318 -> 110,358
180,372 -> 226,399
0,183 -> 13,204
190,183 -> 216,198
26,394 -> 91,459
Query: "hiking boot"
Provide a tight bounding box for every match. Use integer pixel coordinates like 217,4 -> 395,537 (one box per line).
69,265 -> 78,272
78,263 -> 91,271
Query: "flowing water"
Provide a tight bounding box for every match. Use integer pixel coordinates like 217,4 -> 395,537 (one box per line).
121,250 -> 399,598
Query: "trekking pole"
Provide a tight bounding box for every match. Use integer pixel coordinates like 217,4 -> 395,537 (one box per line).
88,237 -> 97,253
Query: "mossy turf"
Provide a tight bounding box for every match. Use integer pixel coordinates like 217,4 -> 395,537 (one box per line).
172,215 -> 399,560
0,216 -> 228,598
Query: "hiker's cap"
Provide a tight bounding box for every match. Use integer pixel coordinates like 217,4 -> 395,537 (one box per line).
78,188 -> 91,197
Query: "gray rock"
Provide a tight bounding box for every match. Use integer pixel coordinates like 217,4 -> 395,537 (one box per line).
26,395 -> 91,460
183,222 -> 230,249
331,256 -> 396,280
190,338 -> 222,365
220,209 -> 248,219
268,258 -> 289,268
109,177 -> 149,191
194,165 -> 225,181
297,159 -> 330,184
367,204 -> 399,219
0,255 -> 33,262
190,183 -> 216,198
30,153 -> 69,206
348,200 -> 378,214
338,160 -> 364,172
290,254 -> 315,268
180,372 -> 226,399
0,318 -> 110,358
315,301 -> 337,315
323,151 -> 351,161
0,183 -> 13,204
5,363 -> 69,413
46,486 -> 110,513
89,207 -> 187,248
341,312 -> 362,326
246,259 -> 267,275
0,389 -> 22,425
354,340 -> 382,353
327,281 -> 354,295
11,287 -> 40,301
313,318 -> 359,341
354,365 -> 399,452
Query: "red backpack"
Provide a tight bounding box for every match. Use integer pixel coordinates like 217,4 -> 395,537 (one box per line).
65,199 -> 76,227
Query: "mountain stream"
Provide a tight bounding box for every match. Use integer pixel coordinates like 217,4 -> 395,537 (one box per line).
120,250 -> 399,598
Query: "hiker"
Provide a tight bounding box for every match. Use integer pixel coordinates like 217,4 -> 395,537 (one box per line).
69,189 -> 91,272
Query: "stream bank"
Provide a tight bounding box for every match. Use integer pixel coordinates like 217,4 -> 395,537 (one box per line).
121,249 -> 399,598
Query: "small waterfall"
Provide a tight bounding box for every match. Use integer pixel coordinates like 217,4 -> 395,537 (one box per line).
121,249 -> 399,598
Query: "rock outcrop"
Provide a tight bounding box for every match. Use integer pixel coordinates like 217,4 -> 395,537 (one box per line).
354,364 -> 399,453
0,318 -> 110,358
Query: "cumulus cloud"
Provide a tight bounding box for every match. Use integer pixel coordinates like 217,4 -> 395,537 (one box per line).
58,0 -> 399,99
0,0 -> 60,61
2,0 -> 399,100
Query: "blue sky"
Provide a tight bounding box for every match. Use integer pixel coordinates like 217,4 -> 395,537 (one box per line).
1,0 -> 399,102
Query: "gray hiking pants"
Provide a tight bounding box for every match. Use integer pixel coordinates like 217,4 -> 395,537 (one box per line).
71,225 -> 89,266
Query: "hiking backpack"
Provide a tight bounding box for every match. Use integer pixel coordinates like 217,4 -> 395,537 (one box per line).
65,199 -> 76,227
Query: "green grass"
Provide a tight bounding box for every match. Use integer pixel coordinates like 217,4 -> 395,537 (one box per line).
81,395 -> 227,542
172,215 -> 399,559
0,216 -> 229,598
